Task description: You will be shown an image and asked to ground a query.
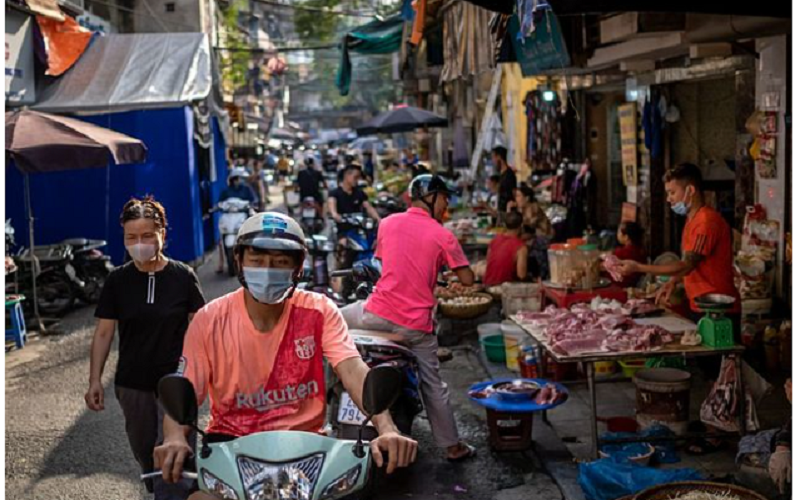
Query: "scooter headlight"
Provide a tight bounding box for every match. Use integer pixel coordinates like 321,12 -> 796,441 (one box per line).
320,464 -> 362,500
238,454 -> 324,500
201,468 -> 239,500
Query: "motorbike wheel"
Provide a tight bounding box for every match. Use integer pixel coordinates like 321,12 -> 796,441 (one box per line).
225,246 -> 237,277
81,263 -> 111,303
35,272 -> 76,316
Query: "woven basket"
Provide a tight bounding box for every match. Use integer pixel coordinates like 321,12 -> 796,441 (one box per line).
634,481 -> 769,500
439,293 -> 494,319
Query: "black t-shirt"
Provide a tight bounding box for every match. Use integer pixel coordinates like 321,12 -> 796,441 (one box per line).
95,260 -> 206,391
330,186 -> 367,216
298,169 -> 323,202
498,167 -> 517,214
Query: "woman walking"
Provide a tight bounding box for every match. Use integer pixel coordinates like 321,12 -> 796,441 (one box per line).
84,196 -> 206,500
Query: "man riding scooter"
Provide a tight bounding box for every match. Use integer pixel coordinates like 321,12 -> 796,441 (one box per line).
340,175 -> 478,463
216,168 -> 257,274
154,213 -> 417,499
328,165 -> 382,269
297,155 -> 326,233
219,167 -> 258,205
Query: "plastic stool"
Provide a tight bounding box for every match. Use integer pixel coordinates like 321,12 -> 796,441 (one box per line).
6,295 -> 27,349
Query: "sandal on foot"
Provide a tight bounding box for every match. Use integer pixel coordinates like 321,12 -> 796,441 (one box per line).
447,443 -> 477,462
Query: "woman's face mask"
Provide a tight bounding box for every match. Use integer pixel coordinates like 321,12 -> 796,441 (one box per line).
242,267 -> 295,304
126,243 -> 157,263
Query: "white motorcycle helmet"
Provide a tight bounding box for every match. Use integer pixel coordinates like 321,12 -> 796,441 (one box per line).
234,212 -> 308,292
228,167 -> 250,184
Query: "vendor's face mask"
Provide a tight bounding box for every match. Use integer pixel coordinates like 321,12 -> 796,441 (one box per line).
242,267 -> 295,304
126,243 -> 157,263
671,188 -> 692,217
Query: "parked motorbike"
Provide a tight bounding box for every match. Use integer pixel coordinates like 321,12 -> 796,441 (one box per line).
146,366 -> 404,500
13,244 -> 80,317
216,198 -> 253,277
59,238 -> 113,303
327,263 -> 423,440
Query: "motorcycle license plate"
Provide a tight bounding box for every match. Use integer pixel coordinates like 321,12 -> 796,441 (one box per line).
303,208 -> 316,219
337,392 -> 373,427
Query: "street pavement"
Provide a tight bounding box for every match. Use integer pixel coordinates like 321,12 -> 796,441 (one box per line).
6,186 -> 565,500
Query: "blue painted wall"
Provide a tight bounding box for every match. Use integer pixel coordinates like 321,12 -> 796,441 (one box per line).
6,107 -> 227,265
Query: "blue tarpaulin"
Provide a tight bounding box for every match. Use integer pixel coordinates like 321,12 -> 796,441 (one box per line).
579,459 -> 703,500
5,107 -> 227,265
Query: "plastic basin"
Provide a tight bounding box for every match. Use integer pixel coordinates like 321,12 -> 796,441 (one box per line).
480,335 -> 507,363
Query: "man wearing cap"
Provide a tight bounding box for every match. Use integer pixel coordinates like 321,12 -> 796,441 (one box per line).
341,175 -> 478,462
154,212 -> 417,496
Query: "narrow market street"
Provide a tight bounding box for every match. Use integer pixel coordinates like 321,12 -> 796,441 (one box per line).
4,1 -> 794,500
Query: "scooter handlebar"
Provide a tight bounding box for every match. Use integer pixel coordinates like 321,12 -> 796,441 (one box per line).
330,269 -> 353,278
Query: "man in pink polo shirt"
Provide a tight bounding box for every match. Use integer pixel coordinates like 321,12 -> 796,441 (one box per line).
341,174 -> 477,462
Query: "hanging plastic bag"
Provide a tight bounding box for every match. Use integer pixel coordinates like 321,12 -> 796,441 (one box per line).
700,356 -> 760,433
578,459 -> 703,500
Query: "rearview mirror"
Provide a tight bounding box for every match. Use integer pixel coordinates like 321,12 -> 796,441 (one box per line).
157,375 -> 199,426
362,365 -> 402,417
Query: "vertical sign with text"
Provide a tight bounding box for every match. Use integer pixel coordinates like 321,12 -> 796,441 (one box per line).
618,103 -> 638,187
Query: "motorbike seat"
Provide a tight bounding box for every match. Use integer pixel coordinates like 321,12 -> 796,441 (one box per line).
348,329 -> 409,347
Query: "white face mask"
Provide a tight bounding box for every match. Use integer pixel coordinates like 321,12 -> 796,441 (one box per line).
126,243 -> 157,263
243,267 -> 295,304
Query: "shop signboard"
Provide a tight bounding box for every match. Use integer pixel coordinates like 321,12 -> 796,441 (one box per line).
509,10 -> 571,77
5,9 -> 36,105
618,103 -> 638,186
77,12 -> 114,34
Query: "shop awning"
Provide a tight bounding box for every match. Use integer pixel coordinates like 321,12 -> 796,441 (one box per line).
33,33 -> 213,114
335,15 -> 404,96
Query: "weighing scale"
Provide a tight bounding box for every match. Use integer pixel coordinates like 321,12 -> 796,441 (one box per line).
695,294 -> 736,348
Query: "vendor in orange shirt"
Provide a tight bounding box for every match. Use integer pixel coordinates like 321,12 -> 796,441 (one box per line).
618,163 -> 740,333
484,210 -> 528,286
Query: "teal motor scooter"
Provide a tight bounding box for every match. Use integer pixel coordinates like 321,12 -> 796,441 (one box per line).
144,365 -> 403,500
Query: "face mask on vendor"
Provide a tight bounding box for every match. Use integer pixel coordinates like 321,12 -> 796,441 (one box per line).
670,186 -> 694,217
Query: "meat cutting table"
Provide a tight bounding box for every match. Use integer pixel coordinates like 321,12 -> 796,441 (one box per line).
509,314 -> 747,458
